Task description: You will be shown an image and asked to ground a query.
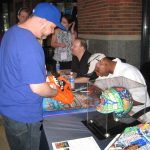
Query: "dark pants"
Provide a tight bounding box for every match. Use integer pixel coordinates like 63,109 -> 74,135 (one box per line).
46,59 -> 72,72
2,115 -> 42,150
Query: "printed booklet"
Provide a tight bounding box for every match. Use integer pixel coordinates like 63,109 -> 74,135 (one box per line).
52,136 -> 101,150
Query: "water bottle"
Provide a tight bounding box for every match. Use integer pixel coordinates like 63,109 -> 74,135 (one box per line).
69,72 -> 75,90
56,61 -> 60,73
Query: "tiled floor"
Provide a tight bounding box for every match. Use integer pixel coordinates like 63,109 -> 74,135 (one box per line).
0,117 -> 10,150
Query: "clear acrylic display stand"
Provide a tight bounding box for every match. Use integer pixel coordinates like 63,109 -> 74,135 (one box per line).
82,76 -> 147,139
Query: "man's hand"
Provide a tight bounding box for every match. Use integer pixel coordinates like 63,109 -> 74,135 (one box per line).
49,83 -> 57,89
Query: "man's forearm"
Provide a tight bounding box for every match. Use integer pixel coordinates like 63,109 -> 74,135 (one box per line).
30,82 -> 57,97
75,77 -> 89,83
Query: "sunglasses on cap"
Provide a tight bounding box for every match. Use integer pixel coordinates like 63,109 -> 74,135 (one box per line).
87,55 -> 101,66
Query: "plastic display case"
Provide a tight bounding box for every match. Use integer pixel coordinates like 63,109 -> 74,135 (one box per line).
82,76 -> 147,139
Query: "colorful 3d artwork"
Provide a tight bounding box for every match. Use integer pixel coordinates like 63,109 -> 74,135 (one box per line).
96,87 -> 133,118
108,123 -> 150,149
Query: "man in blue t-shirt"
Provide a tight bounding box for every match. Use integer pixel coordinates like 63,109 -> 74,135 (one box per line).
0,2 -> 65,150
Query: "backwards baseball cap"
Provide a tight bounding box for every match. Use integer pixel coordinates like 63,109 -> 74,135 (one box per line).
87,53 -> 106,74
32,2 -> 65,30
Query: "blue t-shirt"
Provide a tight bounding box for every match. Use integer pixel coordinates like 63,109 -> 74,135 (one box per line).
0,25 -> 46,123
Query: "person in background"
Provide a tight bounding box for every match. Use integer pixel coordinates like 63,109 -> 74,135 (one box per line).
17,7 -> 31,24
0,2 -> 65,150
71,38 -> 91,77
51,14 -> 77,70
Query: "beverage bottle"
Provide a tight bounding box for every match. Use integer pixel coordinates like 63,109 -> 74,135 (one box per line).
69,72 -> 75,90
56,61 -> 60,73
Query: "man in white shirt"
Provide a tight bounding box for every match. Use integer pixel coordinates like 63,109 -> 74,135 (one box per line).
95,57 -> 150,122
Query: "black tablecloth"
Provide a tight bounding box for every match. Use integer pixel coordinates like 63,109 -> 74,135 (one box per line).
41,111 -> 113,150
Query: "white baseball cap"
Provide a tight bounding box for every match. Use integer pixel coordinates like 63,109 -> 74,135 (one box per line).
87,53 -> 106,74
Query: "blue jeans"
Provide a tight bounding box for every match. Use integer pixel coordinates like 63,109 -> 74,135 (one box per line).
2,115 -> 42,150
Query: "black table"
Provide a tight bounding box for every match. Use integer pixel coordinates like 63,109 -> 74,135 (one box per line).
40,111 -> 113,150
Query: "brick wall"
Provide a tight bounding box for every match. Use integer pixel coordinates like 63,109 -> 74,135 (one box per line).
78,0 -> 142,35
